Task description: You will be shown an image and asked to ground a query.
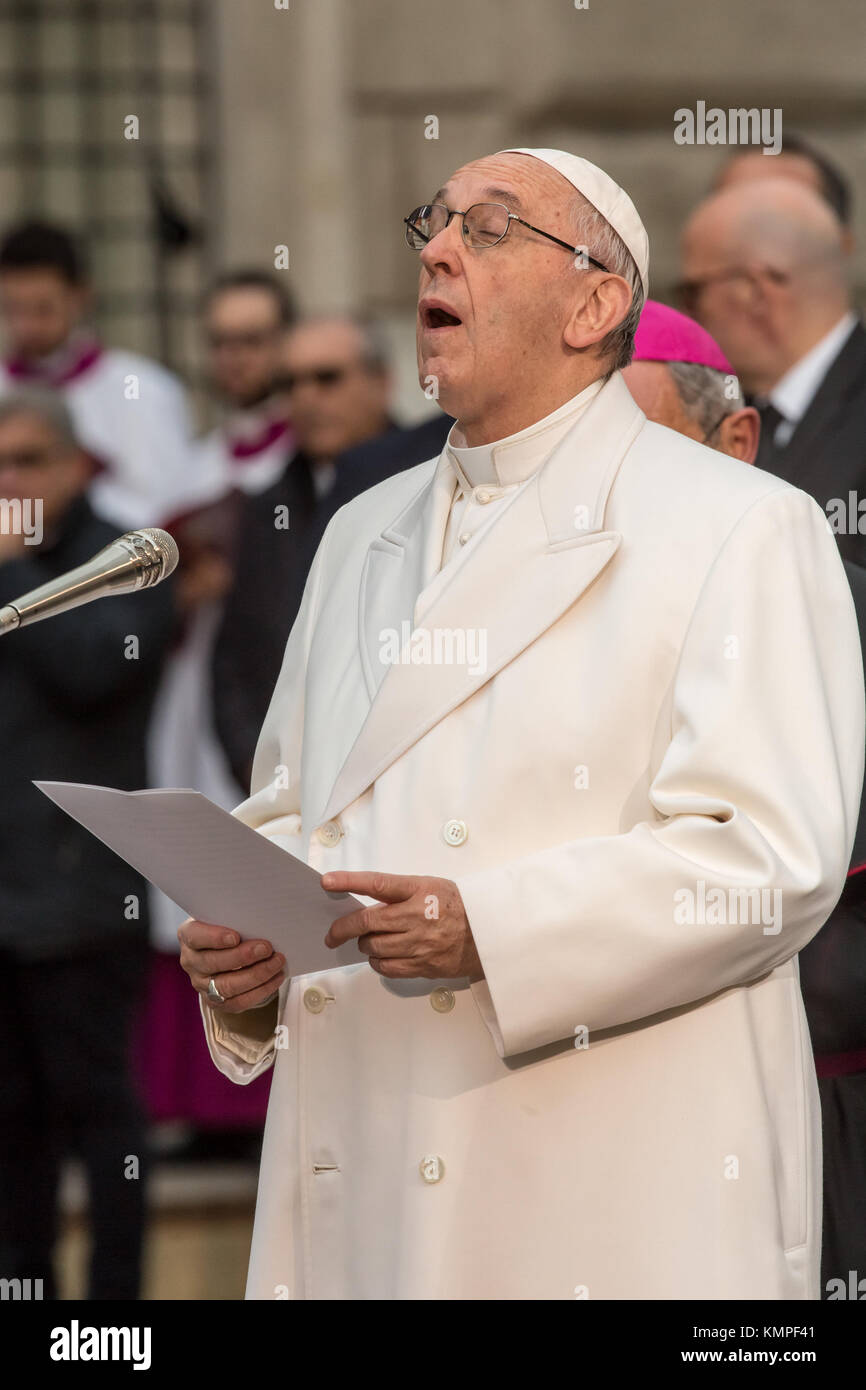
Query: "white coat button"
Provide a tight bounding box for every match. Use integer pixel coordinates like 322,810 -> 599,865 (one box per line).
303,986 -> 328,1013
316,820 -> 343,847
442,818 -> 468,846
458,532 -> 470,546
430,987 -> 455,1013
476,487 -> 493,504
420,1154 -> 445,1184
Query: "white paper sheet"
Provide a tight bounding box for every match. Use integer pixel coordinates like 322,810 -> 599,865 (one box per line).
34,780 -> 363,975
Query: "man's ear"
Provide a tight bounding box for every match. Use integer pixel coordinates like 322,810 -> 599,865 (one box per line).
563,272 -> 632,353
717,406 -> 760,464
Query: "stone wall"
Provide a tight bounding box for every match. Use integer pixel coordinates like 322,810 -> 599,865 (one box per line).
214,0 -> 866,419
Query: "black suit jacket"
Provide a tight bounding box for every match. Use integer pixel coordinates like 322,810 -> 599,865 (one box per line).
750,322 -> 866,1050
0,493 -> 178,959
756,319 -> 866,568
799,556 -> 866,1054
760,322 -> 866,1054
212,413 -> 453,791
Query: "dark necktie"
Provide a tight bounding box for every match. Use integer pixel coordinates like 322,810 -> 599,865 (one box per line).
754,402 -> 786,472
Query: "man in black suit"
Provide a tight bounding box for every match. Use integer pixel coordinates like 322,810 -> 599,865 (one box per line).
680,175 -> 866,1296
679,177 -> 864,562
294,409 -> 453,578
0,389 -> 177,1298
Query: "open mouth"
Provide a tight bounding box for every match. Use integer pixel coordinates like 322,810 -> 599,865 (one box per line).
423,304 -> 462,329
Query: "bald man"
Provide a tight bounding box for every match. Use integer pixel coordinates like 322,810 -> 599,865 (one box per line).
679,179 -> 866,561
714,135 -> 853,248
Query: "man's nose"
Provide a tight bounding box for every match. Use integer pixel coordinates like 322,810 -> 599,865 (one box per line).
419,217 -> 463,274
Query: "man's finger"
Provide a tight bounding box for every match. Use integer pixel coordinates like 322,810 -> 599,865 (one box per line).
368,956 -> 430,979
356,931 -> 417,959
321,870 -> 420,904
325,901 -> 407,947
179,918 -> 241,951
185,937 -> 278,979
212,975 -> 286,1015
194,953 -> 286,1006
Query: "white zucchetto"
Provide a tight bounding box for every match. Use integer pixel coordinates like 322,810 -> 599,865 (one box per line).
499,147 -> 649,294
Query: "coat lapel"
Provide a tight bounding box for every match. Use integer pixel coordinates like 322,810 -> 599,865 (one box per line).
356,453 -> 458,702
319,372 -> 645,824
768,320 -> 866,491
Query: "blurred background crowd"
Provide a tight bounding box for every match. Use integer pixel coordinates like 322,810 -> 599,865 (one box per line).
0,0 -> 864,1301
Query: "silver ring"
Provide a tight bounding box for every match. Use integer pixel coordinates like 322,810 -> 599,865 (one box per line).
207,977 -> 226,1005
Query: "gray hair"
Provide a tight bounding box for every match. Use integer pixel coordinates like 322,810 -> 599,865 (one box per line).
0,386 -> 79,448
570,192 -> 645,373
666,361 -> 743,439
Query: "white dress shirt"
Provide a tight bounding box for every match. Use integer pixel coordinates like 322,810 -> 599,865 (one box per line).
313,459 -> 337,499
765,310 -> 858,447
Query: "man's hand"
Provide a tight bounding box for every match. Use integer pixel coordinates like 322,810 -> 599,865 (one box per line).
178,918 -> 287,1013
322,872 -> 484,981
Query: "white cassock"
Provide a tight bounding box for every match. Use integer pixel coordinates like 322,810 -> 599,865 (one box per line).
0,338 -> 218,529
199,370 -> 864,1300
192,409 -> 293,499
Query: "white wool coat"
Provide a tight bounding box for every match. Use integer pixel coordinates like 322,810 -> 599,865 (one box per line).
201,372 -> 864,1300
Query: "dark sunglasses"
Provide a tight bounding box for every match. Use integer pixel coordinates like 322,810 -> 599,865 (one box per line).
276,366 -> 350,393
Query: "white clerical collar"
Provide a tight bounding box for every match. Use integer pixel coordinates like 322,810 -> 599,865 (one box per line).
445,377 -> 605,489
769,311 -> 857,426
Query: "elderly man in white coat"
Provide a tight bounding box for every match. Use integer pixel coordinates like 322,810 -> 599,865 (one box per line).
180,147 -> 864,1301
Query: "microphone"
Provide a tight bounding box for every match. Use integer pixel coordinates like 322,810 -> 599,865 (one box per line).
0,527 -> 180,636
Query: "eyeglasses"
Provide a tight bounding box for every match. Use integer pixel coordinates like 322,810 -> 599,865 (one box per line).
277,366 -> 350,393
404,202 -> 609,270
674,266 -> 790,317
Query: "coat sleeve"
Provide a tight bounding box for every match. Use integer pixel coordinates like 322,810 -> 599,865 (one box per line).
199,510 -> 339,1083
455,486 -> 866,1059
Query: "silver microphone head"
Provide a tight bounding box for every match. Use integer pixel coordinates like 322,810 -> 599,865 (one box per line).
117,527 -> 180,587
0,524 -> 182,635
